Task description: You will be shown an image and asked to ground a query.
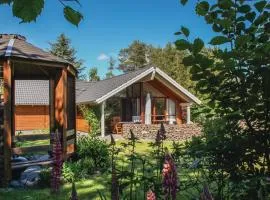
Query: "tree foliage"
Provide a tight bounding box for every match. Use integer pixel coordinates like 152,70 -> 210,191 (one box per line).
118,41 -> 196,92
88,67 -> 100,81
176,0 -> 270,199
118,40 -> 150,72
149,43 -> 195,91
0,0 -> 83,26
49,33 -> 85,79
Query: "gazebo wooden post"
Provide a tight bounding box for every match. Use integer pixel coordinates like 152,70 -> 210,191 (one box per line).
55,68 -> 67,159
49,77 -> 55,151
3,60 -> 13,186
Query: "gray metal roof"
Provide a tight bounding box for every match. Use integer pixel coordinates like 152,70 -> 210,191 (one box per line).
15,80 -> 49,105
0,34 -> 73,67
76,67 -> 151,104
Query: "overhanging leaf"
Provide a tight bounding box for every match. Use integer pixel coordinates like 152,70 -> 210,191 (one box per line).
0,0 -> 12,4
175,39 -> 190,50
180,0 -> 188,6
181,26 -> 190,37
12,0 -> 44,23
254,1 -> 267,12
245,12 -> 256,22
238,5 -> 251,13
235,35 -> 250,47
64,6 -> 83,26
182,55 -> 194,66
196,1 -> 209,16
193,38 -> 204,53
209,36 -> 230,45
218,0 -> 233,9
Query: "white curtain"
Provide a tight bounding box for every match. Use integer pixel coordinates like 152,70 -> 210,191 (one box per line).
167,99 -> 176,124
145,93 -> 152,124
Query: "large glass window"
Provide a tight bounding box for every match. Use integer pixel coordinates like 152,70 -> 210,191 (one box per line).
126,83 -> 141,98
153,98 -> 166,115
132,98 -> 140,116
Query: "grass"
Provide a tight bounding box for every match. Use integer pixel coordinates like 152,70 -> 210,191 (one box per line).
0,139 -> 199,200
17,139 -> 50,148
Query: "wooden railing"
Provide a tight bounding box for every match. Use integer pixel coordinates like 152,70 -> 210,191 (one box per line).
151,115 -> 176,124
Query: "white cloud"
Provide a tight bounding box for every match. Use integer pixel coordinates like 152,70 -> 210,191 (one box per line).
97,53 -> 109,61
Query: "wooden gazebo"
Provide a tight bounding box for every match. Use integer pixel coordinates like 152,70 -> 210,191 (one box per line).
0,34 -> 77,186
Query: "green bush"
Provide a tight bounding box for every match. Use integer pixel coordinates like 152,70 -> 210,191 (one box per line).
77,136 -> 110,171
79,105 -> 100,135
63,136 -> 110,182
38,168 -> 51,188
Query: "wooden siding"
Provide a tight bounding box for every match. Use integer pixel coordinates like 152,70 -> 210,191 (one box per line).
15,105 -> 49,131
15,105 -> 89,133
76,111 -> 90,133
148,79 -> 186,125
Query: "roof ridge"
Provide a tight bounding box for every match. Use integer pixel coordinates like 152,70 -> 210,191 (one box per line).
97,66 -> 153,83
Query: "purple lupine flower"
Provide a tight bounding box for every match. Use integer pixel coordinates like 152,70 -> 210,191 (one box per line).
200,185 -> 214,200
162,153 -> 178,200
51,131 -> 63,193
70,182 -> 79,200
146,189 -> 157,200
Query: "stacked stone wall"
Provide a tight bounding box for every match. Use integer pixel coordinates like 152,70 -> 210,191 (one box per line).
122,123 -> 201,140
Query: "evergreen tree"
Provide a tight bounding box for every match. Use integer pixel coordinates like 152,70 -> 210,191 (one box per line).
118,40 -> 149,72
88,67 -> 100,81
149,43 -> 195,92
49,33 -> 85,79
106,56 -> 116,79
118,41 -> 196,93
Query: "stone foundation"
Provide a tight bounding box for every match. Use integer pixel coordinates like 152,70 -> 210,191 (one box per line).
122,123 -> 201,141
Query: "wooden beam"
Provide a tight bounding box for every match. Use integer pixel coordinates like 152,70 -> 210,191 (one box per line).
10,58 -> 66,69
3,60 -> 13,186
49,78 -> 55,151
55,68 -> 67,158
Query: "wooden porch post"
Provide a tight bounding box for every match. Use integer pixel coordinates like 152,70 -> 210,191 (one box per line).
101,101 -> 106,137
55,68 -> 67,158
186,104 -> 191,124
140,82 -> 144,124
101,101 -> 105,137
3,60 -> 13,186
176,101 -> 182,125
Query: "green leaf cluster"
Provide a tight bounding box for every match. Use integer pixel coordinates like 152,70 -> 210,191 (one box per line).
1,0 -> 83,26
177,0 -> 270,199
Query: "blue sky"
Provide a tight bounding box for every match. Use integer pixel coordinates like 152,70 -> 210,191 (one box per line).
0,0 -> 215,78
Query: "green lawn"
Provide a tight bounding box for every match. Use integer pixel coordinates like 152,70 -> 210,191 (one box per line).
17,139 -> 50,147
0,140 -> 199,200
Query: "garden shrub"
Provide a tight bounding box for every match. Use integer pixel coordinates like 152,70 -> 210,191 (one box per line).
79,105 -> 100,135
63,136 -> 110,182
77,136 -> 110,171
38,168 -> 51,188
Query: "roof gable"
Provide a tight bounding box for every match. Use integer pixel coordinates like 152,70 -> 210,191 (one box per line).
77,67 -> 201,105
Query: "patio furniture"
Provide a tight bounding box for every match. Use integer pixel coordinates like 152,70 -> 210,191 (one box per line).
132,116 -> 141,123
111,116 -> 123,134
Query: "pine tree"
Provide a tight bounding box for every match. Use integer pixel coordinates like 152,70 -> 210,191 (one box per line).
106,56 -> 116,79
49,34 -> 85,79
88,67 -> 100,81
118,40 -> 149,72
